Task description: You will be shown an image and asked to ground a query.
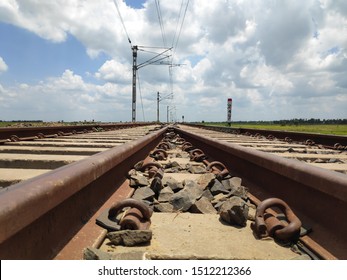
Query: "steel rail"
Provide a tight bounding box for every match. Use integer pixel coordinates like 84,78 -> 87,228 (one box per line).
0,126 -> 167,259
174,126 -> 347,259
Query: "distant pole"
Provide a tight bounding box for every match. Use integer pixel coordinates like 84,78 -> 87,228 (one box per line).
131,46 -> 138,122
157,92 -> 160,123
227,98 -> 232,126
167,106 -> 169,123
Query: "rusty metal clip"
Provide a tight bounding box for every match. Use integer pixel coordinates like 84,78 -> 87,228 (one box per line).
10,135 -> 20,142
96,198 -> 153,231
150,149 -> 168,160
334,143 -> 345,150
189,149 -> 207,161
175,137 -> 186,145
157,142 -> 170,150
182,142 -> 193,151
189,148 -> 204,158
252,198 -> 302,242
206,161 -> 229,179
305,139 -> 315,146
140,162 -> 163,178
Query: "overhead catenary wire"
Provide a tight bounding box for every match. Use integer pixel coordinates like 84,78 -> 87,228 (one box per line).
112,0 -> 132,46
171,0 -> 184,49
137,47 -> 172,69
155,0 -> 167,48
137,72 -> 146,122
172,0 -> 190,60
112,0 -> 190,122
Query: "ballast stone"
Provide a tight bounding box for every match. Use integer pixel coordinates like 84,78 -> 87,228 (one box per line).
162,176 -> 183,192
196,173 -> 215,190
190,196 -> 217,214
210,179 -> 230,195
132,187 -> 155,201
219,196 -> 249,227
153,202 -> 174,213
158,186 -> 174,202
170,189 -> 196,211
107,230 -> 152,246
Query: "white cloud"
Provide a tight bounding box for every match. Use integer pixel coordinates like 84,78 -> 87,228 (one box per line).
95,59 -> 131,83
0,69 -> 133,121
0,56 -> 8,72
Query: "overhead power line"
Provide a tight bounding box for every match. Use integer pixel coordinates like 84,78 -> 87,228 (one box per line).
111,0 -> 189,122
112,0 -> 132,45
137,72 -> 146,122
155,0 -> 167,48
170,0 -> 190,65
137,47 -> 172,69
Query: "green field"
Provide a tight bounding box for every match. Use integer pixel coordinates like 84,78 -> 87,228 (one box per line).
202,122 -> 347,136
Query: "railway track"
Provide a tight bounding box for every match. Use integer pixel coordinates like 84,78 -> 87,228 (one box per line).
180,124 -> 347,174
0,124 -> 159,188
0,124 -> 346,260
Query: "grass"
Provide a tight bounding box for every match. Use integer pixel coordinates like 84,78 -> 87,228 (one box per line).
201,122 -> 347,136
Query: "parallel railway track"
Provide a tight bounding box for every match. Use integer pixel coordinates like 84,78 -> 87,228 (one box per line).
0,124 -> 346,259
0,124 -> 159,188
180,124 -> 347,174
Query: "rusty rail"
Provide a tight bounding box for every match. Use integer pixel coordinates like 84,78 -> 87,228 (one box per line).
0,126 -> 167,259
174,126 -> 347,259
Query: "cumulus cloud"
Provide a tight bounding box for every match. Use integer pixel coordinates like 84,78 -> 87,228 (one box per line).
95,59 -> 131,83
0,0 -> 346,122
0,56 -> 8,72
0,69 -> 133,121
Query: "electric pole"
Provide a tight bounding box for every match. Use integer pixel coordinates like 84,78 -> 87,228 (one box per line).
157,92 -> 160,123
132,46 -> 138,122
130,46 -> 173,122
157,91 -> 173,123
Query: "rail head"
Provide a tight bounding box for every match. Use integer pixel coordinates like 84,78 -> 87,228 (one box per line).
0,126 -> 167,244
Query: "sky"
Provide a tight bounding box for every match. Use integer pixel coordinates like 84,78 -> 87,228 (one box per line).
0,0 -> 346,123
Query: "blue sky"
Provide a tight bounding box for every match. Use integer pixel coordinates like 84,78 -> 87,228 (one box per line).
0,23 -> 110,85
0,0 -> 144,86
125,0 -> 146,9
0,0 -> 346,122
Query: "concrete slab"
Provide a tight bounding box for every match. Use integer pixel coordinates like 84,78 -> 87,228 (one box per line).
270,152 -> 347,160
64,135 -> 139,139
0,153 -> 87,169
35,138 -> 130,143
0,146 -> 107,155
5,141 -> 118,148
256,147 -> 335,153
0,168 -> 51,187
220,139 -> 287,144
99,213 -> 300,260
235,143 -> 308,148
